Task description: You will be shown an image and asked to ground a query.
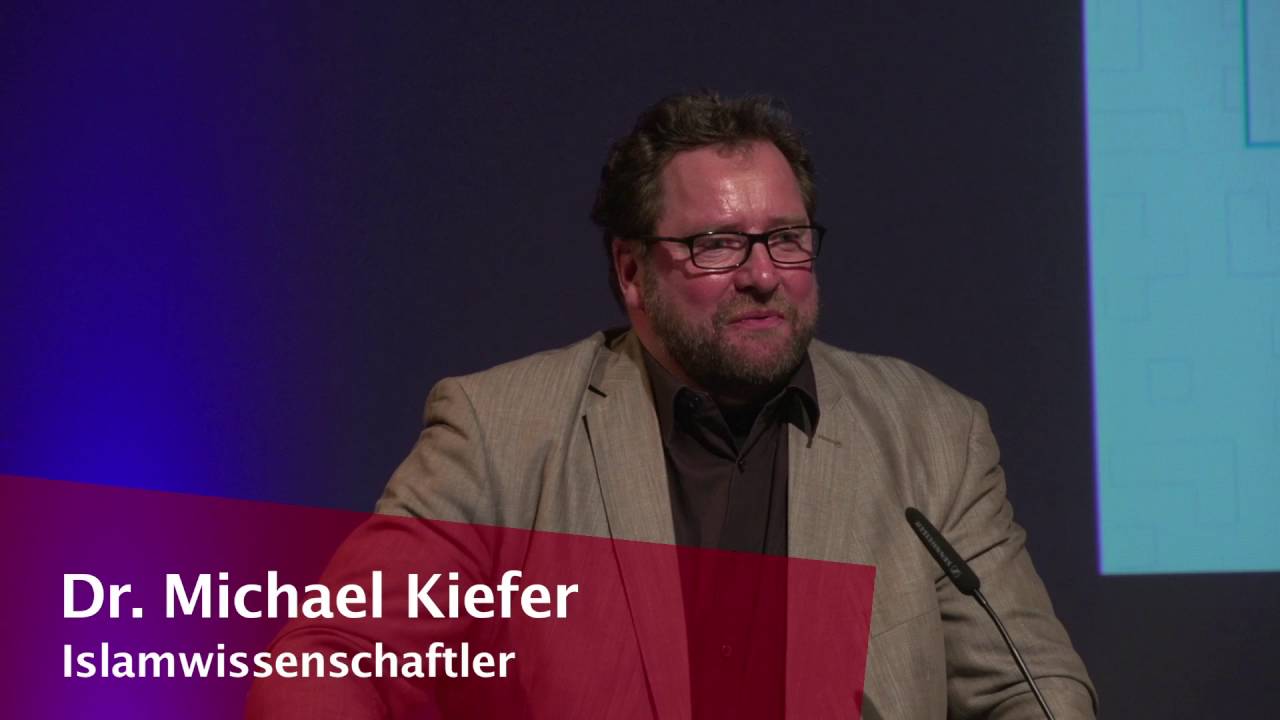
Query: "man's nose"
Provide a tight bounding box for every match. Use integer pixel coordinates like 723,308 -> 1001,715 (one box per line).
733,242 -> 781,294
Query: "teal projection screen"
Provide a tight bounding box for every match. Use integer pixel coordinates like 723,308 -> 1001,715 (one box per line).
1087,0 -> 1280,574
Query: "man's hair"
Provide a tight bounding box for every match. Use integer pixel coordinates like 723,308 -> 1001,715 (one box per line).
590,91 -> 818,306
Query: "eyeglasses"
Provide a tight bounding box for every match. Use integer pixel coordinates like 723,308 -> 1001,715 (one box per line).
634,224 -> 825,270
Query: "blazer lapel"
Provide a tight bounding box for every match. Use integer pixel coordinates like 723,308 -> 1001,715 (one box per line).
581,332 -> 675,544
581,332 -> 692,719
787,346 -> 905,715
789,346 -> 903,565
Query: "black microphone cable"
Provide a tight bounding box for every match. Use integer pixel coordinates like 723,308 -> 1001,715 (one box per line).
905,507 -> 1057,720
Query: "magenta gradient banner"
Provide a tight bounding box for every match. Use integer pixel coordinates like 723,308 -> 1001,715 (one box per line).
4,474 -> 874,718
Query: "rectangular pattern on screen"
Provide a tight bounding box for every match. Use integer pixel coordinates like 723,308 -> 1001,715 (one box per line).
1087,0 -> 1280,573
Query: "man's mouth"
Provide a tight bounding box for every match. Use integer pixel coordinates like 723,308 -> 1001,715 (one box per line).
727,310 -> 786,329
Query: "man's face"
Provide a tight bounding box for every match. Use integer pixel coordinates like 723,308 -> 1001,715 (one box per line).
622,140 -> 819,402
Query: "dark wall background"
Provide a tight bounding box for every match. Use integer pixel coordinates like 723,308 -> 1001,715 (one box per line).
3,2 -> 1276,716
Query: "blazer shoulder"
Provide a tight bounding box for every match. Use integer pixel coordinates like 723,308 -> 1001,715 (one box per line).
810,339 -> 975,415
459,332 -> 605,386
426,332 -> 607,424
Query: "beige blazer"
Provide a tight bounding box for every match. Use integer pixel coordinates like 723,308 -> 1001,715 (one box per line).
369,329 -> 1096,719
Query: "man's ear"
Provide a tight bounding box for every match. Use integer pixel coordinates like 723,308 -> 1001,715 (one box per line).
611,238 -> 644,311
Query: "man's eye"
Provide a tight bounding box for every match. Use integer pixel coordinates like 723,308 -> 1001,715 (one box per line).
697,235 -> 740,250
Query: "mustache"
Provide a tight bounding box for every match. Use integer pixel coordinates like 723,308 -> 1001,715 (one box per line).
712,297 -> 798,327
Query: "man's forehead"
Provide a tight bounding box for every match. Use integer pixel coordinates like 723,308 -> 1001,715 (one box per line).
657,141 -> 805,229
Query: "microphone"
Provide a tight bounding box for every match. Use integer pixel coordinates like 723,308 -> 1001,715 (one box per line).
904,507 -> 1057,720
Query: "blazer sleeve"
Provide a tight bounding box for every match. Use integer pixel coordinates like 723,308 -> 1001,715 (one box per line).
376,376 -> 498,524
932,399 -> 1099,719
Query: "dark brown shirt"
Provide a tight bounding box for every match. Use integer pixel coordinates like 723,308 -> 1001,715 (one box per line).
642,348 -> 819,718
642,348 -> 820,556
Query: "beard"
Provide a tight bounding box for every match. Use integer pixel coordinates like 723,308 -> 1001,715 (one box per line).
643,270 -> 818,401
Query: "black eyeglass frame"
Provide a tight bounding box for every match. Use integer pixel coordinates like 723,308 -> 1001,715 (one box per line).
632,223 -> 826,270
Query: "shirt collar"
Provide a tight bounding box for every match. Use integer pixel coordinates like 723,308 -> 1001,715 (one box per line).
641,344 -> 820,445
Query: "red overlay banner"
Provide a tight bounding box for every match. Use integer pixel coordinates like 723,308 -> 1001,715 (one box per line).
3,474 -> 874,718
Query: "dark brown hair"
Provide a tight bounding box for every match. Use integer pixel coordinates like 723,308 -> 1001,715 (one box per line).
590,91 -> 818,305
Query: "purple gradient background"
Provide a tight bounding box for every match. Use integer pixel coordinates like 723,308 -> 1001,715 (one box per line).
2,2 -> 1277,716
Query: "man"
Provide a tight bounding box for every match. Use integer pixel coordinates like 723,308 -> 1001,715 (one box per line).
252,92 -> 1097,718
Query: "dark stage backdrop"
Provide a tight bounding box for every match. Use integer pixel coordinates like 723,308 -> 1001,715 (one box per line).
2,2 -> 1275,716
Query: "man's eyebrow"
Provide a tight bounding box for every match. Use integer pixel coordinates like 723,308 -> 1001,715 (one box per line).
769,216 -> 811,228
